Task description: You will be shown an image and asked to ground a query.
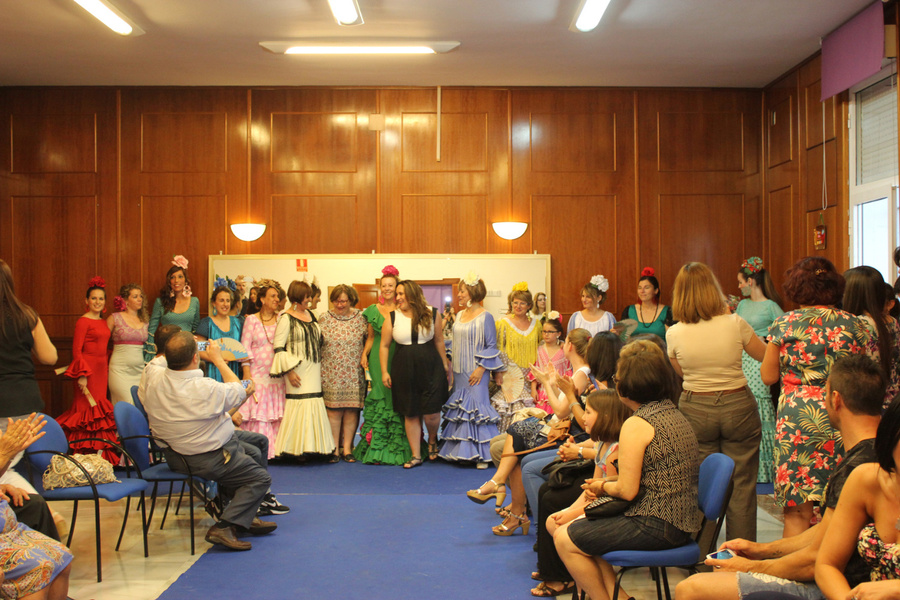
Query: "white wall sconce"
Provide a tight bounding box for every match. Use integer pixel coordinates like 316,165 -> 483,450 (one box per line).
230,223 -> 266,242
492,222 -> 528,240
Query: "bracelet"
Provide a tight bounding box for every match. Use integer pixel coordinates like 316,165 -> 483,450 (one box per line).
568,401 -> 579,412
578,446 -> 584,459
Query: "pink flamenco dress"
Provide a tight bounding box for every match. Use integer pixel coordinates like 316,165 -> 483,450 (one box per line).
58,317 -> 120,463
239,314 -> 285,458
526,343 -> 572,415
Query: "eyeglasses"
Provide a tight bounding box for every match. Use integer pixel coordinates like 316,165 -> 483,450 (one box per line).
541,330 -> 559,334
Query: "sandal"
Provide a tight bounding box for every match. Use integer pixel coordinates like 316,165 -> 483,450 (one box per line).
342,451 -> 357,463
496,504 -> 512,517
403,457 -> 424,469
466,480 -> 507,506
427,441 -> 439,461
327,453 -> 340,464
492,511 -> 530,536
531,572 -> 542,581
531,581 -> 575,597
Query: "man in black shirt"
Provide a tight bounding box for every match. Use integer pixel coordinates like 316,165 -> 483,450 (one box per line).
675,355 -> 885,600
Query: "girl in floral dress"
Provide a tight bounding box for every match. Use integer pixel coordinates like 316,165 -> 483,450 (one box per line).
239,280 -> 285,458
761,256 -> 872,537
527,311 -> 571,414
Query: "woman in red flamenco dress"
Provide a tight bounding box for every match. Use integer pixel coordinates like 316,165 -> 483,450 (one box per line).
58,277 -> 119,463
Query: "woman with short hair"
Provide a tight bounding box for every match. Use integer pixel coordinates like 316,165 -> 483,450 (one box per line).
667,262 -> 766,542
320,284 -> 368,463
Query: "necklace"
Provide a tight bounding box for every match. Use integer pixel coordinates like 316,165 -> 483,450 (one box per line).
638,302 -> 660,328
258,312 -> 276,344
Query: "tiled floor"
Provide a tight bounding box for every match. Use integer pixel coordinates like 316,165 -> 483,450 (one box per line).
57,490 -> 786,600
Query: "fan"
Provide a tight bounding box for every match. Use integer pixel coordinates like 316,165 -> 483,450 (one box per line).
501,365 -> 526,403
217,337 -> 250,362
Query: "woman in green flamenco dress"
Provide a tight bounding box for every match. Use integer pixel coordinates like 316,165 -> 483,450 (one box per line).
353,266 -> 412,465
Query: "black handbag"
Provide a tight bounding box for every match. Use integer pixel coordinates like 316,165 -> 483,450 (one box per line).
541,458 -> 594,489
584,494 -> 633,520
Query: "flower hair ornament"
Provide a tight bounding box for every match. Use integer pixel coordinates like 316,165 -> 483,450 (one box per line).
88,276 -> 106,289
172,255 -> 189,270
382,265 -> 399,278
463,270 -> 480,287
547,310 -> 561,321
113,295 -> 126,312
741,257 -> 763,275
213,275 -> 238,292
511,281 -> 529,292
589,274 -> 610,293
640,267 -> 655,278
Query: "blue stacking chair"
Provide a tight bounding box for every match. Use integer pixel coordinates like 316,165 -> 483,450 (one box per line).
593,452 -> 735,600
23,414 -> 151,583
114,401 -> 198,555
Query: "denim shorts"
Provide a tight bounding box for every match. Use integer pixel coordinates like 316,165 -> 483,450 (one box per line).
736,572 -> 823,600
567,513 -> 691,556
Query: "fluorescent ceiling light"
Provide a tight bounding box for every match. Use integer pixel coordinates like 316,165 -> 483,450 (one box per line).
327,0 -> 364,26
72,0 -> 144,36
260,41 -> 460,55
570,0 -> 612,32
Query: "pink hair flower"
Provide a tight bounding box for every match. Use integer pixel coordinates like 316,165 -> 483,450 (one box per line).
172,255 -> 189,270
88,276 -> 106,288
382,265 -> 399,277
113,295 -> 126,311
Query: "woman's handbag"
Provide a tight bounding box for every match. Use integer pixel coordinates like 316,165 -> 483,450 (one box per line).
541,457 -> 594,489
584,494 -> 633,520
42,451 -> 119,490
501,417 -> 571,457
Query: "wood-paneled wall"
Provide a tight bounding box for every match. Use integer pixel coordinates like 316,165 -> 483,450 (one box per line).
1,85 -> 766,415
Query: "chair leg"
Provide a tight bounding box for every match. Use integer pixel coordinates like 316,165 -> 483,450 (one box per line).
652,567 -> 664,600
187,478 -> 195,555
66,500 -> 79,547
93,499 -> 102,583
116,495 -> 132,551
160,482 -> 174,530
175,481 -> 185,515
661,568 -> 672,600
140,491 -> 148,558
612,566 -> 628,600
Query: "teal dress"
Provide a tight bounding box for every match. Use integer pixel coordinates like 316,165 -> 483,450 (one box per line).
353,304 -> 411,465
736,298 -> 783,483
145,296 -> 201,362
621,304 -> 672,340
196,315 -> 243,382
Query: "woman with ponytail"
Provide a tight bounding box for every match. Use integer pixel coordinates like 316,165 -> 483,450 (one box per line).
107,283 -> 149,405
620,267 -> 673,338
735,257 -> 784,484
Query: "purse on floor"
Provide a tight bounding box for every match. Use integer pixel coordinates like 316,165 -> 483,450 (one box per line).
42,451 -> 119,490
584,494 -> 633,520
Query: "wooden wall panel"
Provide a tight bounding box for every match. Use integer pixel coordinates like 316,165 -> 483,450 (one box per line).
766,185 -> 796,296
657,194 -> 745,277
401,113 -> 487,172
399,195 -> 487,253
270,113 -> 358,173
11,114 -> 97,173
530,112 -> 616,172
141,112 -> 228,173
767,94 -> 794,169
657,112 -> 744,172
271,195 -> 361,253
804,140 -> 838,211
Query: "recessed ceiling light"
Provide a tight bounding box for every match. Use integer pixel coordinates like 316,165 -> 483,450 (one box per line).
570,0 -> 612,33
327,0 -> 364,26
72,0 -> 144,36
260,41 -> 460,55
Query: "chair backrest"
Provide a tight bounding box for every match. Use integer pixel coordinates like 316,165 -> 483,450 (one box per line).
130,385 -> 148,420
24,414 -> 69,473
113,401 -> 152,472
697,453 -> 735,521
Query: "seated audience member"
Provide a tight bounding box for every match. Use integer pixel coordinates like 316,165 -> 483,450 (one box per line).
815,390 -> 900,598
0,413 -> 72,599
676,354 -> 885,600
555,340 -> 701,600
139,332 -> 275,551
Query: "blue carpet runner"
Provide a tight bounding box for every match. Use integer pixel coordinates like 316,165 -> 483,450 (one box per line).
158,461 -> 539,599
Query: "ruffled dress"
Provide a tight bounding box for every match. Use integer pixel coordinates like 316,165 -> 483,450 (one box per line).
736,298 -> 783,483
270,313 -> 335,456
196,315 -> 243,382
567,310 -> 616,336
353,304 -> 411,465
491,316 -> 540,432
438,311 -> 504,462
0,499 -> 72,598
107,312 -> 148,405
58,317 -> 119,463
526,343 -> 572,414
239,314 -> 285,458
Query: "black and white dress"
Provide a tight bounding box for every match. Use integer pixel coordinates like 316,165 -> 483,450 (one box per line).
389,308 -> 448,417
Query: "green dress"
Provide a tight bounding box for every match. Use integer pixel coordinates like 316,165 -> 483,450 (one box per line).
353,304 -> 412,465
735,298 -> 783,483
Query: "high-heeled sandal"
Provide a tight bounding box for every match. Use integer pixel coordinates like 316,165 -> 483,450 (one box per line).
492,511 -> 530,536
531,581 -> 575,597
496,503 -> 512,517
466,480 -> 506,506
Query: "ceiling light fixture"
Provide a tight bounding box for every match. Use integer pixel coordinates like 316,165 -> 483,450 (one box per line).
492,222 -> 529,241
260,41 -> 460,55
72,0 -> 144,36
230,224 -> 267,242
570,0 -> 612,33
327,0 -> 364,26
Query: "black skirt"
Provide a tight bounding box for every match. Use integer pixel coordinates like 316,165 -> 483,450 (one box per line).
391,343 -> 449,417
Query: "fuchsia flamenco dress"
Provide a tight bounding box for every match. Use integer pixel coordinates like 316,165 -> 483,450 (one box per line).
58,317 -> 119,463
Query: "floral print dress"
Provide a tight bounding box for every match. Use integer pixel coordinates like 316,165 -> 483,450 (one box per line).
767,307 -> 871,508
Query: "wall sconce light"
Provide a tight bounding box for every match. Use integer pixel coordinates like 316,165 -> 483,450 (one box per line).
230,223 -> 266,242
492,222 -> 528,240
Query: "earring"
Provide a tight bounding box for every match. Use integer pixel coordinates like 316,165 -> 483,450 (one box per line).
466,300 -> 472,308
212,307 -> 217,316
169,289 -> 175,298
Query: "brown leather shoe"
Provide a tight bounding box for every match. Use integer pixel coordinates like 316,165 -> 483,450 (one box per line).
205,525 -> 251,551
245,518 -> 277,535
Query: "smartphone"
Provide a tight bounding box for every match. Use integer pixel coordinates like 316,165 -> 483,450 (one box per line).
706,549 -> 735,561
241,379 -> 252,389
197,341 -> 209,351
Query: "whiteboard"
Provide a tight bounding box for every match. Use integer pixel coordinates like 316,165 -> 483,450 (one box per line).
208,254 -> 551,316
